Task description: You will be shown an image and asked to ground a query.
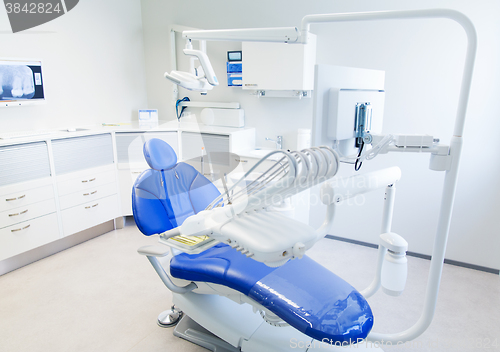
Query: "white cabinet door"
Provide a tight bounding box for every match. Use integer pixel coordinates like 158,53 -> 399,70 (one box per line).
0,141 -> 51,187
61,194 -> 119,236
0,198 -> 57,229
0,182 -> 54,214
0,213 -> 60,261
56,164 -> 118,236
56,167 -> 116,197
59,183 -> 117,210
52,134 -> 114,175
0,142 -> 58,261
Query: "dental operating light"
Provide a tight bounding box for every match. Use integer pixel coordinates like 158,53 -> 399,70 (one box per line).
164,46 -> 219,93
166,27 -> 304,92
182,27 -> 301,43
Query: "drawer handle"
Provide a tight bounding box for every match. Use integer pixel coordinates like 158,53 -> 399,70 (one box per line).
82,178 -> 96,183
131,171 -> 142,174
11,224 -> 30,232
85,203 -> 99,209
235,158 -> 248,163
8,209 -> 29,217
6,194 -> 26,202
89,178 -> 96,182
83,191 -> 98,196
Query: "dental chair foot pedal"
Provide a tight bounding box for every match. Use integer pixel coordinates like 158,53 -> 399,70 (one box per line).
174,315 -> 240,352
157,306 -> 183,328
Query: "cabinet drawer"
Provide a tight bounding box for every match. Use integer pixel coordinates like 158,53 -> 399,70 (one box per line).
61,194 -> 119,236
0,198 -> 56,229
0,213 -> 60,261
59,183 -> 117,210
0,184 -> 54,213
57,169 -> 116,197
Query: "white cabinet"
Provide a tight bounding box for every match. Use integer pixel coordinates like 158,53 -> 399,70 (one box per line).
52,134 -> 119,237
0,142 -> 58,261
242,34 -> 316,93
0,141 -> 51,187
52,134 -> 115,174
57,168 -> 116,197
0,213 -> 60,261
0,182 -> 54,214
0,127 -> 255,273
60,194 -> 119,236
0,198 -> 56,229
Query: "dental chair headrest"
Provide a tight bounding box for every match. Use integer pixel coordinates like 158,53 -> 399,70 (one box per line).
143,138 -> 177,170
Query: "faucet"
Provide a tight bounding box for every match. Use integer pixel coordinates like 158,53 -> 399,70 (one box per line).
265,135 -> 283,150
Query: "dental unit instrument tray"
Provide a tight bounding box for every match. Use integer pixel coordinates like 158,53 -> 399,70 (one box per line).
150,145 -> 340,266
159,233 -> 219,254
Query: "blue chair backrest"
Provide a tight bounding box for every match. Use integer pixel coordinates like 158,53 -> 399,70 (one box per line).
132,138 -> 221,236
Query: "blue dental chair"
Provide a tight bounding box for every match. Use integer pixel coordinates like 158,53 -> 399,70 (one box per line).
133,138 -> 374,351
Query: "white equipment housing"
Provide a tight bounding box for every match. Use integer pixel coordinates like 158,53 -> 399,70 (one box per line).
312,64 -> 385,156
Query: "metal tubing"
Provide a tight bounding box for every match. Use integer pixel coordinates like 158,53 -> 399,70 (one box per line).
147,256 -> 198,294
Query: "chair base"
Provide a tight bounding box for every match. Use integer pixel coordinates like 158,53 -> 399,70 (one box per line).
172,292 -> 385,352
174,314 -> 240,352
157,306 -> 183,328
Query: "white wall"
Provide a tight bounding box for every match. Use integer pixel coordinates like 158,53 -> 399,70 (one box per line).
0,0 -> 148,132
140,0 -> 500,270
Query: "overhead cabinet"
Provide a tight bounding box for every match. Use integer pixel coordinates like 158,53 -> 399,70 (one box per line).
242,34 -> 317,93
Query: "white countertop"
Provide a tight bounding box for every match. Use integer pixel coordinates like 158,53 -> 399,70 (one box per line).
0,120 -> 254,146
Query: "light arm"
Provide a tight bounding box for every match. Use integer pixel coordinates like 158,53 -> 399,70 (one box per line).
183,27 -> 300,43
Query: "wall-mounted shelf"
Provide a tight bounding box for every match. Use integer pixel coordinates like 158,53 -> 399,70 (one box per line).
250,90 -> 311,99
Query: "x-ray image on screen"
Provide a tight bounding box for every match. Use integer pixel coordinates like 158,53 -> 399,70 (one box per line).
0,65 -> 36,100
0,60 -> 45,106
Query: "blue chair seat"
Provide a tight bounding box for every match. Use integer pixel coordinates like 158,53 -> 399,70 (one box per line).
170,243 -> 373,344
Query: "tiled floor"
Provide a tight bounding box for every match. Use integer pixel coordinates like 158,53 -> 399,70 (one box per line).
1,221 -> 499,352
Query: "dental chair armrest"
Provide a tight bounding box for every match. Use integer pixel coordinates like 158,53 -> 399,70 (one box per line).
139,245 -> 198,294
138,245 -> 170,257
